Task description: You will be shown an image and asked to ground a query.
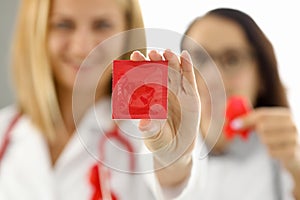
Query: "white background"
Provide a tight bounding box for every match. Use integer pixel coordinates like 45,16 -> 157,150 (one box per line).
140,0 -> 300,131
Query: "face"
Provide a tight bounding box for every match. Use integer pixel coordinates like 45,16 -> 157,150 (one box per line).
48,0 -> 127,93
186,15 -> 261,153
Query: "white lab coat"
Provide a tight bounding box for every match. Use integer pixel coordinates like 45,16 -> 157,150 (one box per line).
201,132 -> 295,200
0,98 -> 207,200
2,99 -> 295,200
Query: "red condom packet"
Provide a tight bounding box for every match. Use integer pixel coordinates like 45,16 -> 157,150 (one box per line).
224,96 -> 252,140
112,60 -> 168,119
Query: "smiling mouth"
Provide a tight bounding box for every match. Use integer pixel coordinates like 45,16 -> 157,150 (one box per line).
66,57 -> 110,73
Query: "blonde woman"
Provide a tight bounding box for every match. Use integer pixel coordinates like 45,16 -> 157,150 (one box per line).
0,0 -> 203,199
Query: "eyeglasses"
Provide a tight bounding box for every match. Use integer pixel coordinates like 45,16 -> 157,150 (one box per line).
191,48 -> 256,76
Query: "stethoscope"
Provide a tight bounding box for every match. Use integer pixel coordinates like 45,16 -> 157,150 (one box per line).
95,126 -> 135,200
0,113 -> 284,200
0,113 -> 135,200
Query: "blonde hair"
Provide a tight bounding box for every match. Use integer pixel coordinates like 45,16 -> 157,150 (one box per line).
11,0 -> 146,143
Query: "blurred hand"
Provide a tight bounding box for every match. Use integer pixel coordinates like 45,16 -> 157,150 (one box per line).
232,107 -> 300,170
232,107 -> 300,199
130,49 -> 200,172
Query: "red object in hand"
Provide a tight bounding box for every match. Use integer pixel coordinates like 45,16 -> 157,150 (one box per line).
224,96 -> 252,140
112,60 -> 168,119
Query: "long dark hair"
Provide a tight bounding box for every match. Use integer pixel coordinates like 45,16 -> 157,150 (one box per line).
182,8 -> 288,108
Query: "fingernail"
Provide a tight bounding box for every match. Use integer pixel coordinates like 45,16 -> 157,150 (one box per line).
139,119 -> 151,130
139,120 -> 161,137
230,118 -> 243,130
130,51 -> 137,60
164,49 -> 173,57
181,50 -> 192,63
149,49 -> 158,54
130,51 -> 141,60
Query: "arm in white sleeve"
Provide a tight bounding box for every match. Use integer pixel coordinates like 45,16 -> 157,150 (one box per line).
144,136 -> 208,199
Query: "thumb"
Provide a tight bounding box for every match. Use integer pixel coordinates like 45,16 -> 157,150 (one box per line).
230,110 -> 259,131
138,119 -> 162,138
139,119 -> 169,152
